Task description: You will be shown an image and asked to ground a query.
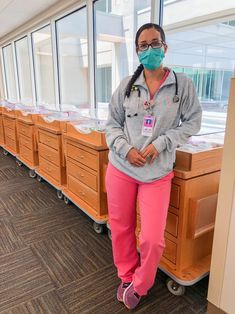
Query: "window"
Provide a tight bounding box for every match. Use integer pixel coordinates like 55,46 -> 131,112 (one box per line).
32,25 -> 56,108
15,37 -> 33,105
56,7 -> 88,108
93,0 -> 151,108
96,66 -> 112,102
95,0 -> 112,13
163,0 -> 235,135
2,44 -> 17,101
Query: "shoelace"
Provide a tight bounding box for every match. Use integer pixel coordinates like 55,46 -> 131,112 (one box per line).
134,292 -> 140,299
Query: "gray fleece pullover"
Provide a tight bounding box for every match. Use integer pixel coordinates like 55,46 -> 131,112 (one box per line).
105,69 -> 202,182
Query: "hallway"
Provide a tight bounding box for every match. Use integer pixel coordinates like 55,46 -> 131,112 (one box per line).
0,148 -> 208,313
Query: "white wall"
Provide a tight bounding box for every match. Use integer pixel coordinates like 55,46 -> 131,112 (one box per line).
164,0 -> 235,29
221,192 -> 235,313
208,78 -> 235,314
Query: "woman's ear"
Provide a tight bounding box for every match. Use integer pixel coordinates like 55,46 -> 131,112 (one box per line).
164,44 -> 168,54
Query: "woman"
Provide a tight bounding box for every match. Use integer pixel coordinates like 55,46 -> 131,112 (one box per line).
105,23 -> 202,310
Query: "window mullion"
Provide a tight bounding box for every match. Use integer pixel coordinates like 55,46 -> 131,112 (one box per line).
87,0 -> 96,113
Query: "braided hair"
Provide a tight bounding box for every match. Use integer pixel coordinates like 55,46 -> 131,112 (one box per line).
125,23 -> 166,98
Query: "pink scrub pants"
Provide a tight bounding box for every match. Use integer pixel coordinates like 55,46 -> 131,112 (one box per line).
105,162 -> 173,296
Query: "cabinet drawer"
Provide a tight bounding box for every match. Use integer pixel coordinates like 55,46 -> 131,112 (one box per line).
39,143 -> 60,166
39,156 -> 60,181
18,122 -> 33,138
5,136 -> 17,151
38,130 -> 59,151
20,144 -> 34,163
3,117 -> 15,129
67,144 -> 98,171
68,175 -> 98,208
19,134 -> 34,150
163,238 -> 177,264
170,184 -> 180,208
4,127 -> 16,140
67,159 -> 97,191
166,212 -> 178,237
0,125 -> 4,137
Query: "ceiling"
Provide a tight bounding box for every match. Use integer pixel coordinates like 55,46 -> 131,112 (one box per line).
0,0 -> 61,39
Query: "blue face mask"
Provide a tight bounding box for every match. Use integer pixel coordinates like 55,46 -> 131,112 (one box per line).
138,47 -> 165,71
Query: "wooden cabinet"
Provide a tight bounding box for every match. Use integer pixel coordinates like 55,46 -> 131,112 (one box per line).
17,111 -> 39,168
36,116 -> 67,188
2,108 -> 19,155
133,147 -> 223,284
137,147 -> 222,284
63,123 -> 108,223
0,108 -> 5,147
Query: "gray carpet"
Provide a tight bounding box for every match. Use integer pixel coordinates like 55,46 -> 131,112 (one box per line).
0,148 -> 208,313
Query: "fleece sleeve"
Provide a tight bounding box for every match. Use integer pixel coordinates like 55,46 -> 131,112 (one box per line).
105,80 -> 133,159
152,78 -> 202,153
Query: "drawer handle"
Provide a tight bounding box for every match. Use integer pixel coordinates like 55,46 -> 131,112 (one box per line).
79,155 -> 84,159
79,191 -> 85,196
80,173 -> 85,177
46,167 -> 51,172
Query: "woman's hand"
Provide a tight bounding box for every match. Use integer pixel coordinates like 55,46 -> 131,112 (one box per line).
141,144 -> 159,164
127,148 -> 146,167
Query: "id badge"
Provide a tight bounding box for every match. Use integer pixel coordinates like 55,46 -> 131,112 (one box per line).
141,115 -> 155,137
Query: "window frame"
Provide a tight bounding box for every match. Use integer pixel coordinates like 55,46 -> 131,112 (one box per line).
0,0 -> 162,108
14,35 -> 33,102
31,23 -> 58,109
2,43 -> 19,101
55,5 -> 88,109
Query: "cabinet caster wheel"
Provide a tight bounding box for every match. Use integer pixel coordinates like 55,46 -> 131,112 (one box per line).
166,278 -> 185,296
64,196 -> 70,205
3,149 -> 9,156
16,160 -> 23,167
93,222 -> 104,234
37,175 -> 43,182
57,190 -> 63,200
108,229 -> 112,240
29,169 -> 36,178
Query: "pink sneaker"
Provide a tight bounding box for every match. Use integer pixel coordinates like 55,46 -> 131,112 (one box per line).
123,282 -> 141,310
117,282 -> 131,302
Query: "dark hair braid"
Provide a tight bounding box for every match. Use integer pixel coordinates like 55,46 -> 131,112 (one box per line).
125,64 -> 144,98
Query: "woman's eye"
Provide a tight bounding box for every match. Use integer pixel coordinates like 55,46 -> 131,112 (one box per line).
139,44 -> 148,50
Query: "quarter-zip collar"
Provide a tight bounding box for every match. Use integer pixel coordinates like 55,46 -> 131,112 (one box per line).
134,68 -> 176,92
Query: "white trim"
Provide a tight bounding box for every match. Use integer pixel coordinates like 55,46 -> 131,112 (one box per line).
31,32 -> 40,106
27,33 -> 36,106
87,0 -> 95,113
0,48 -> 7,98
164,10 -> 235,33
0,0 -> 84,46
53,1 -> 86,22
151,0 -> 162,24
208,78 -> 235,311
11,42 -> 20,101
53,1 -> 87,110
14,36 -> 25,101
51,20 -> 60,111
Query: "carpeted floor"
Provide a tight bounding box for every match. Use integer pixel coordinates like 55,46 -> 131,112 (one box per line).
0,148 -> 208,313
